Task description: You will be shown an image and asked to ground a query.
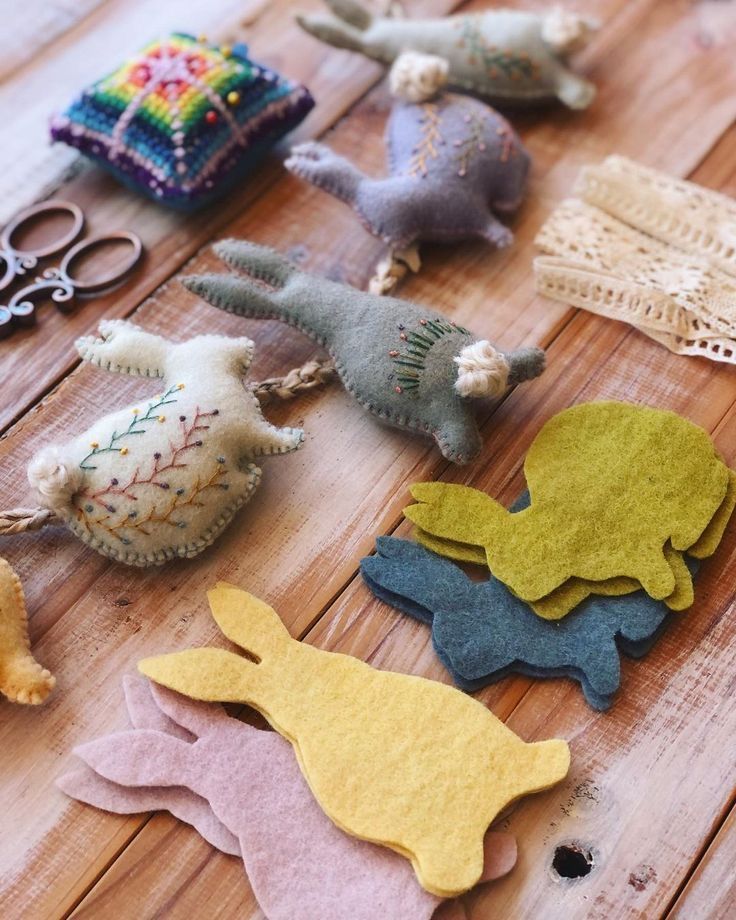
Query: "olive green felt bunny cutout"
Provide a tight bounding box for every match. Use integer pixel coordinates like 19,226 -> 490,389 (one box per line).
183,240 -> 545,464
297,2 -> 598,109
27,320 -> 303,566
139,583 -> 570,897
405,402 -> 734,616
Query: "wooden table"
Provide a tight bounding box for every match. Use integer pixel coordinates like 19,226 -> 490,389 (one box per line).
2,1 -> 735,917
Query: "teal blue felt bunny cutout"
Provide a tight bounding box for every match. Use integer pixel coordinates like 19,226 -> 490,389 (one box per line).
360,509 -> 697,710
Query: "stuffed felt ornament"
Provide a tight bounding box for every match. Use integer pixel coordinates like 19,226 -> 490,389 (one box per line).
297,2 -> 598,110
361,528 -> 698,711
286,51 -> 530,294
535,155 -> 736,362
139,583 -> 570,897
26,320 -> 304,566
0,556 -> 55,704
405,402 -> 735,619
50,33 -> 314,211
59,677 -> 517,920
183,240 -> 545,464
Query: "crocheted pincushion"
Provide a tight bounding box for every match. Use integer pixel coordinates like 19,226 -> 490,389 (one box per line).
49,34 -> 314,211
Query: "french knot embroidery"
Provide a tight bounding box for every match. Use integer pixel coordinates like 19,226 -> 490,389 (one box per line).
27,320 -> 304,566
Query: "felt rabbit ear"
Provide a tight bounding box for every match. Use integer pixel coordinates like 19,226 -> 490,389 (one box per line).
74,730 -> 194,787
123,675 -> 193,740
206,583 -> 291,661
57,765 -> 241,857
406,482 -> 507,547
139,647 -> 257,703
149,682 -> 231,738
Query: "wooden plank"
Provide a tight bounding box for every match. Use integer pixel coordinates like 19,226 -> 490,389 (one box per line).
667,806 -> 736,920
54,3 -> 732,916
0,0 -> 458,432
2,0 -> 735,917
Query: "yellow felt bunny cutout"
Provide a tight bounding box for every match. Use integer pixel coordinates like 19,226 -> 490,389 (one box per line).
139,584 -> 570,897
405,402 -> 734,618
0,557 -> 55,704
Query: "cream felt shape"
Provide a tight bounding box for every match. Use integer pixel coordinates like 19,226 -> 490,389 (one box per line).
27,320 -> 303,566
535,156 -> 736,363
60,678 -> 517,919
0,556 -> 55,704
297,2 -> 597,109
285,91 -> 530,251
183,240 -> 545,464
139,584 -> 570,898
404,402 -> 734,615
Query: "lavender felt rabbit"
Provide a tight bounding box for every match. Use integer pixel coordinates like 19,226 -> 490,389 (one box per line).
286,92 -> 530,252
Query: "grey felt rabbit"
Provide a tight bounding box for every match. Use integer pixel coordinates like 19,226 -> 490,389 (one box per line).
183,240 -> 545,463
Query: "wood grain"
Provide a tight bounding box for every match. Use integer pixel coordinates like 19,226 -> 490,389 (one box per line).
667,806 -> 736,920
2,0 -> 736,918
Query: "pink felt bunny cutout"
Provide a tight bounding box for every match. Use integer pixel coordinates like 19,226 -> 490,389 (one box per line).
59,678 -> 517,920
58,676 -> 239,855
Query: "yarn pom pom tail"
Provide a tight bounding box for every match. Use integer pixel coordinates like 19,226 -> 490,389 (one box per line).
27,446 -> 82,513
454,342 -> 545,399
542,7 -> 599,56
389,51 -> 448,103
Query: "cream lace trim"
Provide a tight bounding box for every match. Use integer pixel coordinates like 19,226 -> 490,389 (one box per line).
534,156 -> 736,363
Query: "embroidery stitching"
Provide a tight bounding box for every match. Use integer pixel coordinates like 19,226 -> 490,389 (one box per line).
80,383 -> 185,470
75,407 -> 227,544
407,104 -> 442,179
455,17 -> 541,83
389,318 -> 471,394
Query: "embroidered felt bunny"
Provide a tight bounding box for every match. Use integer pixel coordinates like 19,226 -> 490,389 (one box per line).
405,403 -> 735,615
139,584 -> 570,897
27,320 -> 303,566
361,534 -> 697,711
184,241 -> 545,464
59,677 -> 518,920
0,556 -> 55,704
297,2 -> 598,110
286,91 -> 530,252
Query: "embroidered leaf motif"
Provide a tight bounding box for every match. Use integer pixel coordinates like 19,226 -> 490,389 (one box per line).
80,384 -> 183,470
407,104 -> 443,179
456,17 -> 541,83
75,407 -> 229,545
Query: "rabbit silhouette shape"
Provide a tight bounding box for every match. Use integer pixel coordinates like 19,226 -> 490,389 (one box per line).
59,677 -> 517,920
297,2 -> 598,110
27,320 -> 303,566
405,402 -> 734,616
139,584 -> 569,897
410,494 -> 700,621
183,240 -> 545,464
361,536 -> 698,710
286,93 -> 529,251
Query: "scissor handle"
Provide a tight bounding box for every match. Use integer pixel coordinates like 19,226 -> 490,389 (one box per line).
59,231 -> 143,294
0,198 -> 84,270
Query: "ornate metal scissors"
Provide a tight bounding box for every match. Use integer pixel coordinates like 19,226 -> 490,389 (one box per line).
0,200 -> 143,338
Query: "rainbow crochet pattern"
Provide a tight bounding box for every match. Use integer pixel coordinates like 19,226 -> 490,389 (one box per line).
50,34 -> 314,210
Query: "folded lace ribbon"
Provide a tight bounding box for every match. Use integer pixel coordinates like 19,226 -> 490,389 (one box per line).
534,155 -> 736,362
